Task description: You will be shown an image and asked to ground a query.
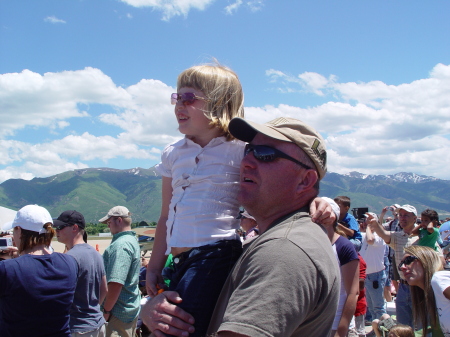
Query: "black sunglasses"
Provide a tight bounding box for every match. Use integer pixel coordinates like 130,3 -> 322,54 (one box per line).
171,93 -> 209,106
244,144 -> 313,170
398,255 -> 418,270
54,223 -> 74,231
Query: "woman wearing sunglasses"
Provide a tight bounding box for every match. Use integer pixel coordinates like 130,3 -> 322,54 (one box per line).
400,245 -> 449,336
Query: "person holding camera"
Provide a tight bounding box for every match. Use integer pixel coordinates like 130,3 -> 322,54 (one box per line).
0,205 -> 78,337
360,213 -> 388,325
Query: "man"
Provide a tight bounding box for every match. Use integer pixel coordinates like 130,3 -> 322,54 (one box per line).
99,206 -> 141,337
54,210 -> 108,337
371,204 -> 418,327
359,213 -> 387,324
143,117 -> 340,337
334,196 -> 362,250
236,209 -> 258,242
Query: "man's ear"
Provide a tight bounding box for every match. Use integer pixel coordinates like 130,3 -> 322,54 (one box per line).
296,169 -> 319,195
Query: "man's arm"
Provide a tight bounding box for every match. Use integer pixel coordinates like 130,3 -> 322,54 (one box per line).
99,275 -> 108,305
370,218 -> 392,244
365,222 -> 376,245
103,282 -> 123,321
141,291 -> 195,337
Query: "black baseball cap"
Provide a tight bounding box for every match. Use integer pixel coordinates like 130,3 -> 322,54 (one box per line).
53,210 -> 86,229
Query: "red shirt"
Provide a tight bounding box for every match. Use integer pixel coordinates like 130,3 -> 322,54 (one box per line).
355,253 -> 367,316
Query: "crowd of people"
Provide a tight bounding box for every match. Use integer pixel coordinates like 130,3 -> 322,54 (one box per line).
1,60 -> 450,337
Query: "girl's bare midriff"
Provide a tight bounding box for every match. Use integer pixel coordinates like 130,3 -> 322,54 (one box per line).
171,246 -> 191,257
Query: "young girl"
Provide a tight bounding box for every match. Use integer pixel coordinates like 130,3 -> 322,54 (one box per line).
146,62 -> 246,337
146,62 -> 334,336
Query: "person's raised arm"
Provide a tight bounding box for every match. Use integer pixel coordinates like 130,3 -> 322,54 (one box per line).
366,220 -> 376,245
310,197 -> 337,226
370,216 -> 392,244
427,221 -> 435,234
410,224 -> 421,237
146,176 -> 172,297
379,206 -> 389,225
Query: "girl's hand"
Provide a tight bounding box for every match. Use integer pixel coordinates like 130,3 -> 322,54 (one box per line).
310,197 -> 337,226
146,269 -> 165,297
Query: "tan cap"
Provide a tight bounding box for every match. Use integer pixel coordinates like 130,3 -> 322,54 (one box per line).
229,117 -> 327,180
99,206 -> 131,224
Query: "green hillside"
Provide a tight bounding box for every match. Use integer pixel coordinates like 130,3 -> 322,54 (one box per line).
1,168 -> 449,223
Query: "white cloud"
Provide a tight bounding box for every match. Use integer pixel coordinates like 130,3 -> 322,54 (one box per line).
264,63 -> 450,179
1,64 -> 450,184
0,68 -> 182,183
247,0 -> 264,12
120,0 -> 215,20
44,16 -> 66,24
225,0 -> 243,14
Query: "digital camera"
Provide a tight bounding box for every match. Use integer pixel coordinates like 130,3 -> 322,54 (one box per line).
0,237 -> 13,250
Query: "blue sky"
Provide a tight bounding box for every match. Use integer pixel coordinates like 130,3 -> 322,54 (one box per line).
1,0 -> 450,183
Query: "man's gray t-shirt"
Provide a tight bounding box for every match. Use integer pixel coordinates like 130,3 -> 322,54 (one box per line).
67,243 -> 106,333
208,208 -> 340,337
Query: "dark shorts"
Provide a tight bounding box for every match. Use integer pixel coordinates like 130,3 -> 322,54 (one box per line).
163,239 -> 243,337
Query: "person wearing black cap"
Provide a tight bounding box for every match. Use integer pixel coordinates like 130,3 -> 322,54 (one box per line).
54,210 -> 108,337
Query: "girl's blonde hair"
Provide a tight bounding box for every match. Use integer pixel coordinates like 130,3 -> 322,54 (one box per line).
177,61 -> 244,140
403,245 -> 443,335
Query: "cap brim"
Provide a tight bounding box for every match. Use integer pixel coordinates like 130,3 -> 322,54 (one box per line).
1,221 -> 13,231
53,219 -> 69,227
98,215 -> 109,224
229,118 -> 291,143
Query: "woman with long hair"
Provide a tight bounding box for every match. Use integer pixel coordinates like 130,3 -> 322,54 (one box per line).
0,205 -> 78,337
400,245 -> 449,336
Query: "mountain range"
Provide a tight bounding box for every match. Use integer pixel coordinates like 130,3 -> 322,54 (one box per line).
1,167 -> 449,223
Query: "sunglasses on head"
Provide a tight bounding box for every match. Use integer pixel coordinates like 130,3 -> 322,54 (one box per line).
398,255 -> 418,270
244,144 -> 313,170
171,93 -> 209,106
53,223 -> 74,231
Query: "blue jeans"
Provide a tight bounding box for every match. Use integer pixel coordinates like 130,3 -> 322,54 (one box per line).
165,240 -> 243,337
365,270 -> 387,321
396,282 -> 414,327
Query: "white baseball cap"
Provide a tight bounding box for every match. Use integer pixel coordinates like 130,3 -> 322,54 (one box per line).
2,205 -> 53,234
397,204 -> 417,216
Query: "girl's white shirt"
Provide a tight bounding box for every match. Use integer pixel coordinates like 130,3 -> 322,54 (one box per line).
156,136 -> 245,254
431,270 -> 450,336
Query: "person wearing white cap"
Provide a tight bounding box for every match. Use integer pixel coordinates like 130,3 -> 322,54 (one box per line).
99,206 -> 140,337
371,204 -> 419,328
0,204 -> 78,337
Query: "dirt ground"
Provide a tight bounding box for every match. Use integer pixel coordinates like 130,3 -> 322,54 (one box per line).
51,238 -> 112,254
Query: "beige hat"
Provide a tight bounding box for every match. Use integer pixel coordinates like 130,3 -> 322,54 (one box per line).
99,206 -> 131,224
229,117 -> 327,179
397,204 -> 417,216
